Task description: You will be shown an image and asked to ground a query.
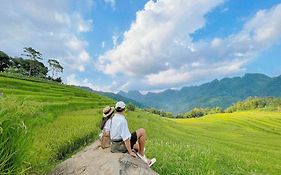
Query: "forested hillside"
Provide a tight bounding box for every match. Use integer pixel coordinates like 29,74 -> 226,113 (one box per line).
119,73 -> 281,113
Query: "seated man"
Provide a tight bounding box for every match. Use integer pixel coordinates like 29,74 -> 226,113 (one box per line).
110,101 -> 148,160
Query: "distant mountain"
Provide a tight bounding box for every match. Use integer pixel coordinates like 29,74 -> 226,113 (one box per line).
117,73 -> 281,114
79,86 -> 147,108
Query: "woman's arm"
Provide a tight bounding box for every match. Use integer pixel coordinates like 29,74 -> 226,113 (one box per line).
103,131 -> 110,136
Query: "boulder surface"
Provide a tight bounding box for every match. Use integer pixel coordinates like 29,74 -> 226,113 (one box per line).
49,141 -> 158,175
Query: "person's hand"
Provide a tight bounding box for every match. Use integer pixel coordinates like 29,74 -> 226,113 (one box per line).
129,152 -> 137,158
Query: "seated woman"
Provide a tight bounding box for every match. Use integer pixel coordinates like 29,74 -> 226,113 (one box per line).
99,106 -> 114,149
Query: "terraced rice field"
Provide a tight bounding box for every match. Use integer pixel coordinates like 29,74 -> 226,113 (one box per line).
127,110 -> 281,174
1,74 -> 281,174
0,74 -> 114,173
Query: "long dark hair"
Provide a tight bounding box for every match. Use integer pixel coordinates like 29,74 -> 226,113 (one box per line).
100,113 -> 113,130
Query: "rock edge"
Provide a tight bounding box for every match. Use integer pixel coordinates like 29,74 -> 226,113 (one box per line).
49,140 -> 158,175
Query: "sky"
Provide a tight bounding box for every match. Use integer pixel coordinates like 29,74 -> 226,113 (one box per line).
0,0 -> 281,93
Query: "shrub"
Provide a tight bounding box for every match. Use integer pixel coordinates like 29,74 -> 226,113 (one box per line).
127,103 -> 136,111
178,107 -> 223,118
144,108 -> 174,118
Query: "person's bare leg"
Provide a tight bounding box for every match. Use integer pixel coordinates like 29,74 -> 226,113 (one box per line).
133,142 -> 139,152
136,128 -> 146,156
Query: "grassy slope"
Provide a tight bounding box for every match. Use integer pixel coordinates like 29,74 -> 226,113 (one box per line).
0,74 -> 115,173
1,74 -> 281,174
126,110 -> 281,174
172,111 -> 281,174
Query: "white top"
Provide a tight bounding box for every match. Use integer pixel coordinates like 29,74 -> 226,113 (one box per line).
110,113 -> 131,141
103,119 -> 111,132
99,119 -> 111,139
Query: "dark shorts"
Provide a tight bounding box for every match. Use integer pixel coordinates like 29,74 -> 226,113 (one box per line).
130,131 -> 137,149
111,131 -> 138,153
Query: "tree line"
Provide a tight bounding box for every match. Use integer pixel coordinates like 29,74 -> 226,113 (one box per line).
0,47 -> 63,82
176,107 -> 222,118
225,97 -> 281,113
176,97 -> 281,118
144,97 -> 281,119
144,108 -> 173,118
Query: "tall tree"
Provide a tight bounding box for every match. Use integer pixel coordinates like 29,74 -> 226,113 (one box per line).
22,47 -> 42,76
0,51 -> 11,72
6,57 -> 48,77
48,59 -> 63,78
32,60 -> 48,78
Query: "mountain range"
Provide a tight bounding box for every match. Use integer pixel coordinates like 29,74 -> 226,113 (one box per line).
79,86 -> 148,108
117,73 -> 281,114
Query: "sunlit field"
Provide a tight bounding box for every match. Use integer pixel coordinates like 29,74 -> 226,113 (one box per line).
129,111 -> 281,174
0,74 -> 114,174
1,74 -> 280,174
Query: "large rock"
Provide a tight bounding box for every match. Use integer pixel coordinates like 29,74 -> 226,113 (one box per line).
49,141 -> 158,175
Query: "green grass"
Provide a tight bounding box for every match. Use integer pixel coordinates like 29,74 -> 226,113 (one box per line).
28,109 -> 102,174
1,74 -> 281,174
171,111 -> 281,174
123,110 -> 281,175
0,74 -> 114,174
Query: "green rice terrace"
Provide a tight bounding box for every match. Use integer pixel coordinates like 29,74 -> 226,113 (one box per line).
0,74 -> 281,174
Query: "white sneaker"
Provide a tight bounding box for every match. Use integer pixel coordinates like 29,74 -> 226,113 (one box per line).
149,158 -> 156,167
136,153 -> 156,167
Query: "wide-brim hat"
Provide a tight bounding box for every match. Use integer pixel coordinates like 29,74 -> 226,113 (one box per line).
103,106 -> 114,118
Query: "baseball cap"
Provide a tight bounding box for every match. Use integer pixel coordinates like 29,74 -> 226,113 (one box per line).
115,101 -> 126,110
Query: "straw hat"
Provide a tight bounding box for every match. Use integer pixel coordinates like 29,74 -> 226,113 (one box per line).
103,106 -> 114,118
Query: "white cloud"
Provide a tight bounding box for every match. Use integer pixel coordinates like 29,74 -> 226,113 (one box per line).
66,74 -> 80,85
71,13 -> 93,33
146,69 -> 191,86
97,1 -> 281,91
239,5 -> 281,45
112,34 -> 119,48
146,59 -> 246,87
104,0 -> 116,10
98,0 -> 224,76
101,41 -> 106,48
66,74 -> 111,92
0,0 -> 93,73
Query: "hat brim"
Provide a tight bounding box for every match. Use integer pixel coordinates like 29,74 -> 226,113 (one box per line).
103,107 -> 114,118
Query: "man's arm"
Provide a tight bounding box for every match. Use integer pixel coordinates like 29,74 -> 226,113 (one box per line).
120,118 -> 136,157
124,139 -> 136,157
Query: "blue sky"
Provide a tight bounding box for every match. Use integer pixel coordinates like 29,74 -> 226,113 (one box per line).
0,0 -> 281,92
